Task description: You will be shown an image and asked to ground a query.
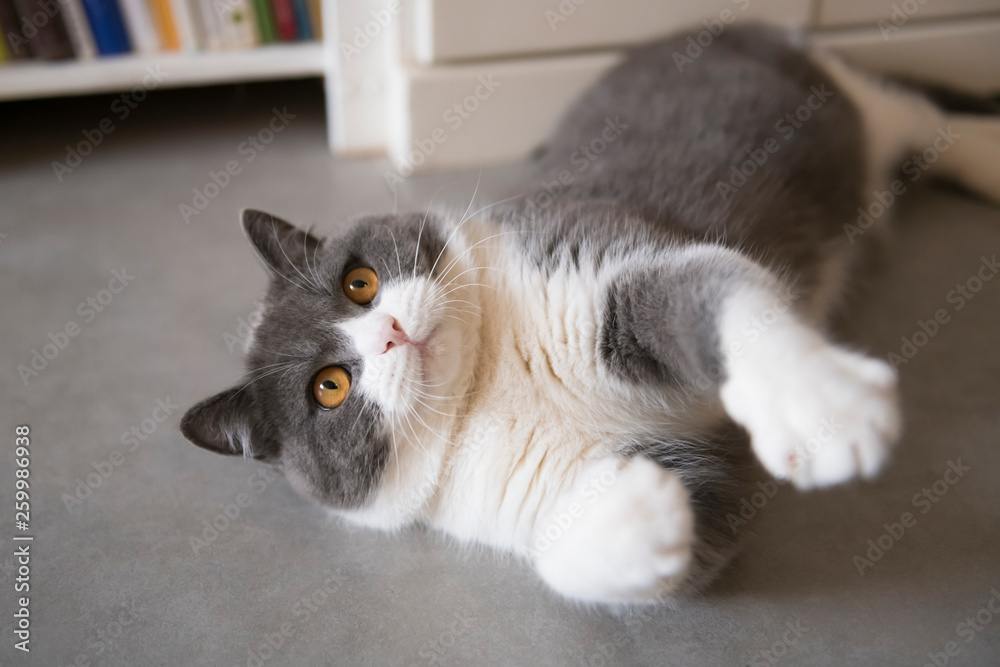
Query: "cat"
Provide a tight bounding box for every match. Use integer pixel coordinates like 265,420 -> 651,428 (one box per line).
181,25 -> 1000,605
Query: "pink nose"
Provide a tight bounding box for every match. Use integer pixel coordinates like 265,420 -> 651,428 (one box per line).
371,313 -> 410,355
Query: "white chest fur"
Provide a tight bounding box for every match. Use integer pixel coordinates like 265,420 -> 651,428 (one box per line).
425,225 -> 694,553
337,219 -> 700,552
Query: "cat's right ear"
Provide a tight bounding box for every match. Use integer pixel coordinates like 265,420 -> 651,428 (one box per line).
181,387 -> 278,460
241,209 -> 321,281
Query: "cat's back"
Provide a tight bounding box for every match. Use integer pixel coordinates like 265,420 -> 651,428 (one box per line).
507,24 -> 865,272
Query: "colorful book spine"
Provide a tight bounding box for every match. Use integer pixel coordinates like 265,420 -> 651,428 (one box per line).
249,0 -> 272,43
147,0 -> 179,50
0,0 -> 29,59
167,0 -> 197,49
12,0 -> 75,59
268,0 -> 294,41
305,0 -> 319,39
61,0 -> 98,58
193,0 -> 221,49
119,0 -> 158,53
80,0 -> 131,54
289,0 -> 309,40
216,0 -> 257,49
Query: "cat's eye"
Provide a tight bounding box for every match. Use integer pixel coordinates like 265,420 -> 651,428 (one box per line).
343,267 -> 378,304
313,366 -> 351,410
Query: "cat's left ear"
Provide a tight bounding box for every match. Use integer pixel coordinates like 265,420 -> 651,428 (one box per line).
181,387 -> 279,461
241,209 -> 321,280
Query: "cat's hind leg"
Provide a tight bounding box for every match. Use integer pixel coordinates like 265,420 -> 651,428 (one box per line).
928,115 -> 1000,205
813,50 -> 1000,207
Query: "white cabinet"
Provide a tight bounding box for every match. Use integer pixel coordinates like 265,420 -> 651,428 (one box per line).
326,0 -> 1000,175
409,0 -> 811,64
818,0 -> 1000,26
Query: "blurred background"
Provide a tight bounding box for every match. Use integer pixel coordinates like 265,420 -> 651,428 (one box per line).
2,1 -> 1000,665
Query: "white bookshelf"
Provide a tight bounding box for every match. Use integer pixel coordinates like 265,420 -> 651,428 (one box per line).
0,42 -> 324,102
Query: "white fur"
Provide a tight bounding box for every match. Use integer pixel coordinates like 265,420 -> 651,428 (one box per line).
813,48 -> 1000,206
533,456 -> 693,604
329,49 -> 997,603
719,287 -> 901,489
334,217 -> 706,602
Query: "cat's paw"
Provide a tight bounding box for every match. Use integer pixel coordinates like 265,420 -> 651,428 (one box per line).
721,339 -> 901,490
532,457 -> 692,604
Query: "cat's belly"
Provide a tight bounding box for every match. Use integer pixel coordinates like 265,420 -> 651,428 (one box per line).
430,252 -> 695,552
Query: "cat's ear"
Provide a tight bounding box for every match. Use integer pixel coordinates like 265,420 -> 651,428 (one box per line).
241,209 -> 321,281
181,387 -> 278,461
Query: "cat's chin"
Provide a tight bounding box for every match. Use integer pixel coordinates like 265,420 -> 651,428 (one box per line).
419,320 -> 468,397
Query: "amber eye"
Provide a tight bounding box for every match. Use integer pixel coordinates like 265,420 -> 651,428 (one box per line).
313,366 -> 351,410
343,267 -> 378,304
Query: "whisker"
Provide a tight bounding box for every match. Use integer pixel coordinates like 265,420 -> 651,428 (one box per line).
270,217 -> 322,294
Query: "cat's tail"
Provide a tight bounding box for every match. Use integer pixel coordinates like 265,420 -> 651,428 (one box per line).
812,49 -> 1000,207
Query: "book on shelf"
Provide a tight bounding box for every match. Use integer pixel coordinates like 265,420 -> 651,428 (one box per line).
306,0 -> 319,39
11,0 -> 75,59
119,0 -> 159,53
269,0 -> 295,42
168,0 -> 197,49
212,0 -> 258,49
62,0 -> 98,58
147,0 -> 178,50
0,0 -> 320,66
0,0 -> 29,59
289,0 -> 310,40
80,0 -> 132,55
249,0 -> 273,43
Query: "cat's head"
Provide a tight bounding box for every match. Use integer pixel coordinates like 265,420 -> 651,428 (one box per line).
181,209 -> 482,516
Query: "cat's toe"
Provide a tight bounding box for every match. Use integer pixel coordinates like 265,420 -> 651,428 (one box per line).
723,344 -> 901,490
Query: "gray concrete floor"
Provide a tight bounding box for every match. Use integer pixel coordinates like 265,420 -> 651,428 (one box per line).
1,81 -> 999,666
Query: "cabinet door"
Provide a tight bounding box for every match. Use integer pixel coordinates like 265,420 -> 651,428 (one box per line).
411,0 -> 813,64
818,0 -> 1000,26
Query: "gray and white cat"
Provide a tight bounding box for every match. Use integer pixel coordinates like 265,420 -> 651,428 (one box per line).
182,25 -> 1000,605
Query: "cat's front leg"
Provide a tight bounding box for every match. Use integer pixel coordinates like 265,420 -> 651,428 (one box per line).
718,289 -> 901,489
530,456 -> 693,605
604,244 -> 900,490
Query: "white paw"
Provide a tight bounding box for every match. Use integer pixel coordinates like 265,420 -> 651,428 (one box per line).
721,338 -> 901,490
532,457 -> 693,604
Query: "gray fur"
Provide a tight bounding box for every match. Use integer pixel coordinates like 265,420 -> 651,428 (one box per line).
493,24 -> 867,590
182,210 -> 444,508
183,25 -> 898,595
